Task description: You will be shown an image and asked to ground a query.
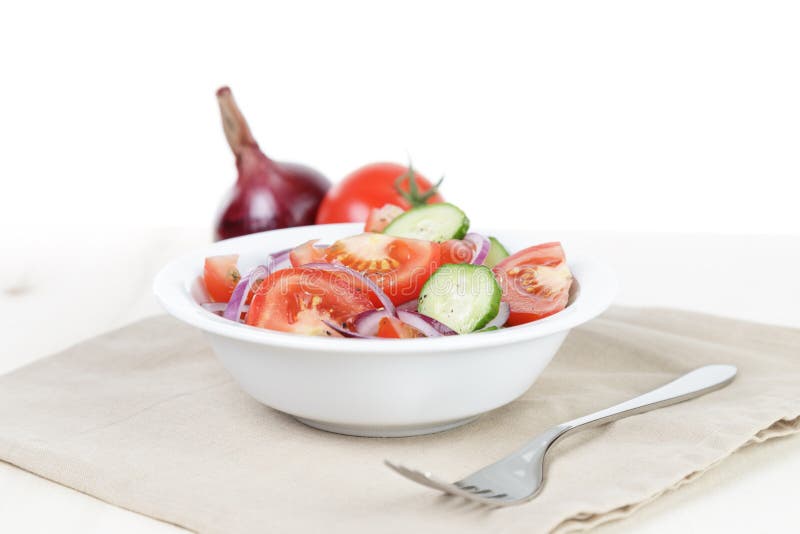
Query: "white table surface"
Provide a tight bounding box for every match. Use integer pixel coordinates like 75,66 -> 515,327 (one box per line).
2,226 -> 798,533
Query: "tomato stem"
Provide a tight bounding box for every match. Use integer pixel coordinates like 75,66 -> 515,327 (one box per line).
394,166 -> 444,207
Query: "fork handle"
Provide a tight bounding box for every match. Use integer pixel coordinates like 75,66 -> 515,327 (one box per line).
560,364 -> 737,434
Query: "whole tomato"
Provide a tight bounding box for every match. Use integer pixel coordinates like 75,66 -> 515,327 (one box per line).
315,162 -> 444,224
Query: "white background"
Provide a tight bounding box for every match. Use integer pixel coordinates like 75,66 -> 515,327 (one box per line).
1,2 -> 800,534
1,0 -> 798,236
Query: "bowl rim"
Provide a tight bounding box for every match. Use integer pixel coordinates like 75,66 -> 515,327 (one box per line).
153,223 -> 617,353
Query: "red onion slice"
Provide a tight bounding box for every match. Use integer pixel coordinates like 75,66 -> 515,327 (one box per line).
397,299 -> 419,312
224,243 -> 298,322
268,248 -> 292,270
354,309 -> 456,337
332,309 -> 459,338
398,310 -> 457,336
482,302 -> 510,330
397,310 -> 443,337
322,319 -> 374,339
301,262 -> 397,317
464,233 -> 491,265
353,309 -> 389,336
223,264 -> 272,322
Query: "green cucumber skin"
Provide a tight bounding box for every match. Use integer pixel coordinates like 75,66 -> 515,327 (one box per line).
482,236 -> 511,269
383,203 -> 470,242
417,264 -> 502,334
450,212 -> 470,240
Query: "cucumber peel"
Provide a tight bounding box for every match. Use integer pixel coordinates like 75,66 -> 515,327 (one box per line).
482,236 -> 510,269
383,203 -> 469,242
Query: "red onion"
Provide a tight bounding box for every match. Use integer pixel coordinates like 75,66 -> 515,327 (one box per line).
322,319 -> 374,339
301,262 -> 397,317
214,87 -> 331,241
351,309 -> 455,338
481,302 -> 511,330
397,299 -> 419,312
223,264 -> 271,321
464,233 -> 491,265
268,248 -> 293,270
353,309 -> 389,336
397,310 -> 456,337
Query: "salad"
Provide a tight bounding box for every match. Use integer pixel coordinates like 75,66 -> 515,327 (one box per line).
199,202 -> 574,339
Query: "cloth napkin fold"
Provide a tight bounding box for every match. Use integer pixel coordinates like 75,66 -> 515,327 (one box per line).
0,307 -> 798,533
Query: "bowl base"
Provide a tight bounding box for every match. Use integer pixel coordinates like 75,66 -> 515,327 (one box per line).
295,415 -> 480,437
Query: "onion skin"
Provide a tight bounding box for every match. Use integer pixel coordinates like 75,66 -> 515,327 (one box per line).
397,310 -> 446,337
214,87 -> 331,241
481,302 -> 510,330
322,319 -> 373,339
464,233 -> 491,265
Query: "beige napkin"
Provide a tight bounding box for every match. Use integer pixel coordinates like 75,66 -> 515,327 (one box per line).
0,307 -> 798,533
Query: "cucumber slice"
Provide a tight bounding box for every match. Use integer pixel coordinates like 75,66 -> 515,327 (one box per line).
482,236 -> 510,269
418,264 -> 502,334
383,203 -> 469,242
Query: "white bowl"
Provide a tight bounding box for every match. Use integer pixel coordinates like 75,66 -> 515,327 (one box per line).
154,223 -> 616,437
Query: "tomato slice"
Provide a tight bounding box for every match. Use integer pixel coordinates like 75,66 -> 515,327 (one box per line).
364,203 -> 404,233
322,233 -> 441,306
376,316 -> 425,338
440,239 -> 474,264
203,255 -> 241,302
492,242 -> 573,326
289,239 -> 326,267
246,268 -> 374,335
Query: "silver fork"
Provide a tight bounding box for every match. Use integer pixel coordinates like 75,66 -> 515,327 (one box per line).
385,364 -> 737,507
